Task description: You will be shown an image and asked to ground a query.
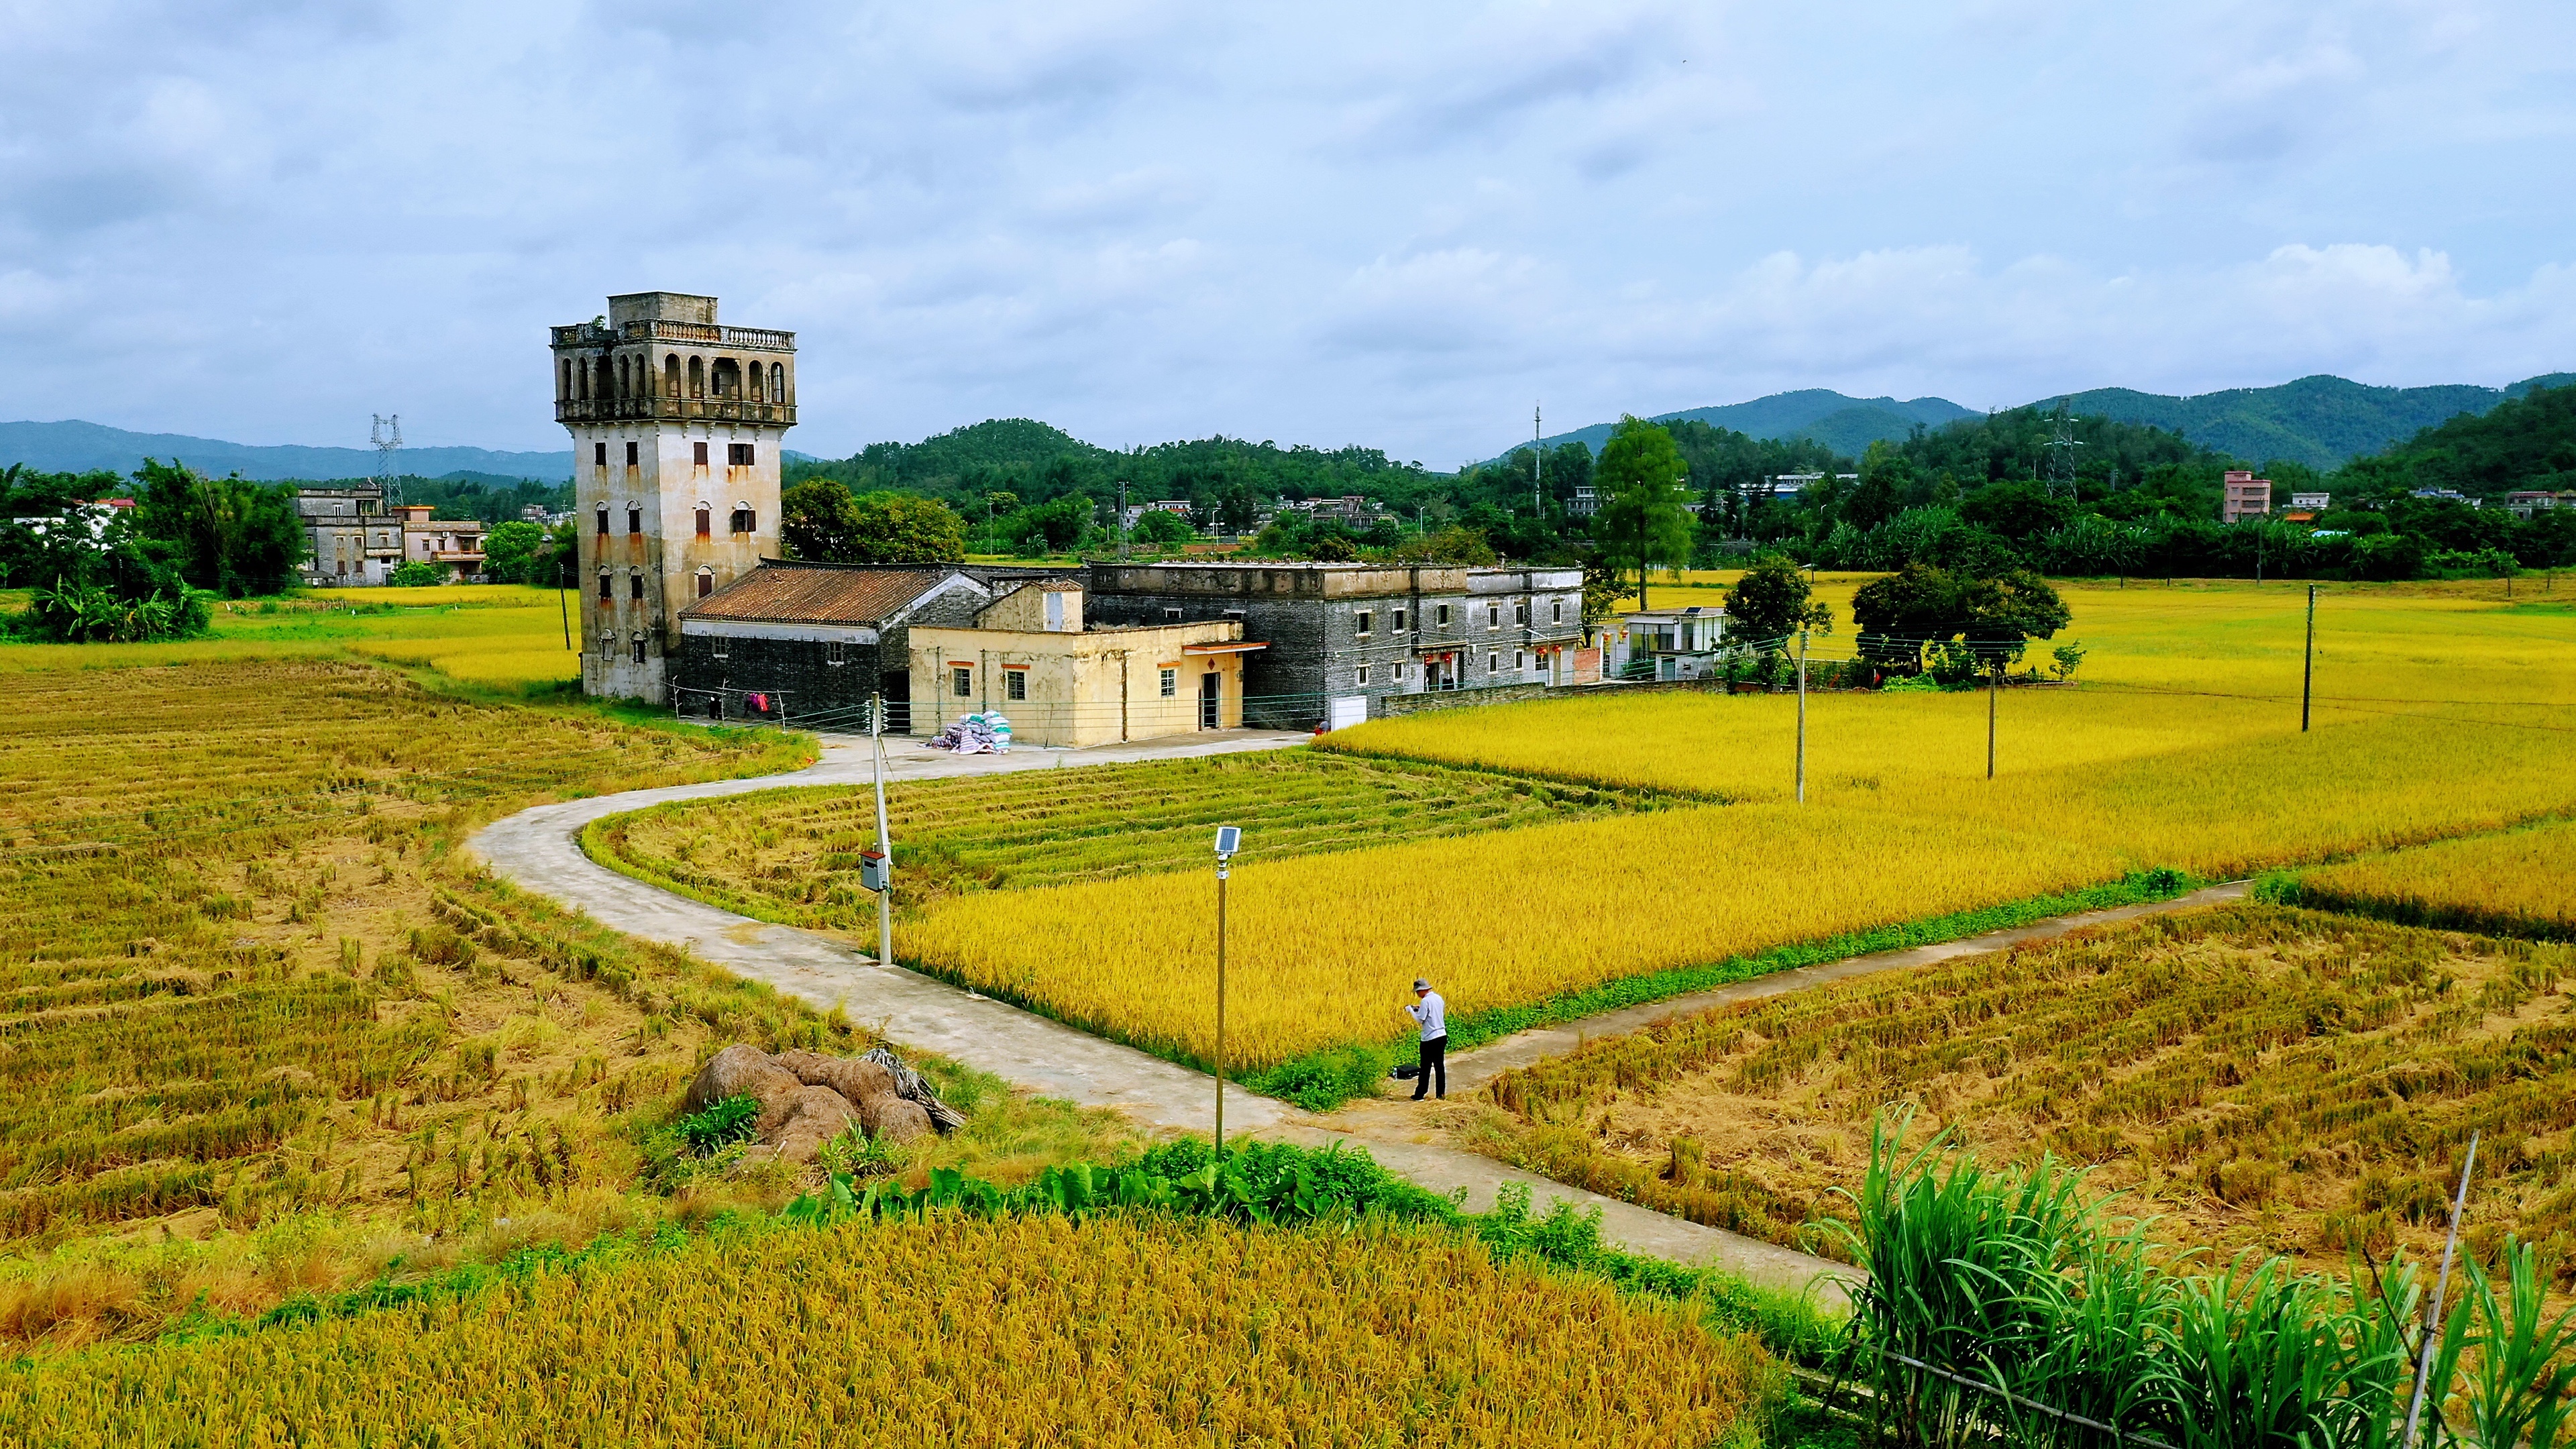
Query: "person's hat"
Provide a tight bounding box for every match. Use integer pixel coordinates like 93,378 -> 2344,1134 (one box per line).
1412,978 -> 1430,992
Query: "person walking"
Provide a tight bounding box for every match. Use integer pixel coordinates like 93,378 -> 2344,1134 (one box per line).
1403,978 -> 1446,1101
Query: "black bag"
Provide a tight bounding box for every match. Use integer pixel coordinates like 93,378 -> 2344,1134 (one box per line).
1389,1063 -> 1420,1081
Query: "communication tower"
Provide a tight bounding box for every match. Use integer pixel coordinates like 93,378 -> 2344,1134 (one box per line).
2041,408 -> 2085,502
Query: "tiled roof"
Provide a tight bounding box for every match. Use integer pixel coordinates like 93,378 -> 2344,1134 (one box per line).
682,564 -> 961,625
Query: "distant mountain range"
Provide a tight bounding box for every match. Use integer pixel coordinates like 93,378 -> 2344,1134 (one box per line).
2029,374 -> 2575,472
1511,390 -> 1978,464
0,420 -> 574,483
1501,373 -> 2576,472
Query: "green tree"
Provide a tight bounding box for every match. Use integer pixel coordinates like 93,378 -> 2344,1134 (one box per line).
1591,417 -> 1695,607
845,491 -> 969,563
389,560 -> 443,587
1851,561 -> 2070,674
480,519 -> 545,584
1132,509 -> 1193,545
1959,479 -> 2072,542
782,478 -> 865,561
1722,553 -> 1833,648
1395,524 -> 1497,566
130,459 -> 306,596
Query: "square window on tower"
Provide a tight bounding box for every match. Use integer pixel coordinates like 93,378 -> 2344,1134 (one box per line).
693,441 -> 709,468
625,441 -> 639,467
727,443 -> 754,466
594,442 -> 607,467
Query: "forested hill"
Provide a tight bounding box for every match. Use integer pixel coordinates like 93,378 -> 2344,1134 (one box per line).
2031,373 -> 2576,472
783,419 -> 1450,517
2337,381 -> 2576,498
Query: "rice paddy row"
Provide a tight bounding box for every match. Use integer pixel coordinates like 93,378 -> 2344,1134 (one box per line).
1472,902 -> 2576,1281
582,751 -> 1663,929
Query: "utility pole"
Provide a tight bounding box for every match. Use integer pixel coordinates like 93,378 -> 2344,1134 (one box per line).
1212,826 -> 1240,1165
2302,585 -> 2316,733
556,562 -> 570,650
1986,657 -> 1999,780
1637,512 -> 1649,612
1795,627 -> 1809,804
1533,402 -> 1544,521
1118,479 -> 1130,561
868,694 -> 895,968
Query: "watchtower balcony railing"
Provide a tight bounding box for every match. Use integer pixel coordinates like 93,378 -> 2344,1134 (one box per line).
556,397 -> 798,426
551,321 -> 796,352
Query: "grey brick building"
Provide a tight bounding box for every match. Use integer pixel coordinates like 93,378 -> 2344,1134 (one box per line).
1083,561 -> 1585,723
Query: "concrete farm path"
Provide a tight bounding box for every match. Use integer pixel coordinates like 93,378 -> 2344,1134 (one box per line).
470,731 -> 2246,1303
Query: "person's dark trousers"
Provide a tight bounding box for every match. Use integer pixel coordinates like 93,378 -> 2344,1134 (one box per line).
1412,1035 -> 1447,1100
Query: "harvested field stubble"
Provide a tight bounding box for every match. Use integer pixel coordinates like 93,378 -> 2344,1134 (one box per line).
1478,904 -> 2576,1277
903,803 -> 2120,1070
0,1215 -> 1779,1446
0,657 -> 853,1337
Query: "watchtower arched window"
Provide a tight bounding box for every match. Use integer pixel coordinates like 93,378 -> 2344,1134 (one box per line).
629,570 -> 645,601
729,501 -> 756,535
631,631 -> 647,665
592,357 -> 610,400
687,356 -> 704,398
594,505 -> 610,537
627,504 -> 643,535
711,358 -> 741,399
747,364 -> 763,402
770,363 -> 786,405
559,359 -> 572,400
663,354 -> 681,398
694,504 -> 711,539
597,570 -> 612,601
614,356 -> 629,398
696,565 -> 714,598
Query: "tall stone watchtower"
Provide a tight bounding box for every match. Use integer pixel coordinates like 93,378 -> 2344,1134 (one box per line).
550,291 -> 797,702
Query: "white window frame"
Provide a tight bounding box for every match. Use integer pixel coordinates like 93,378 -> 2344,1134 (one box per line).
1356,665 -> 1371,686
1355,610 -> 1373,637
825,641 -> 846,666
1159,667 -> 1178,698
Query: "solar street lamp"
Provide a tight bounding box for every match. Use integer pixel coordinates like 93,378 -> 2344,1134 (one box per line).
1213,825 -> 1240,1163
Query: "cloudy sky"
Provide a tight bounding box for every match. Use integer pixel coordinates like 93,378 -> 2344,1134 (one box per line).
3,1 -> 2571,466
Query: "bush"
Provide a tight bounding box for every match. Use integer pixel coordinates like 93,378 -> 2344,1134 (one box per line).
390,561 -> 443,587
676,1095 -> 759,1157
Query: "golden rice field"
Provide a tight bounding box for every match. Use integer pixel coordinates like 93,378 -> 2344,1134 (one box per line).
1322,582 -> 2576,876
1473,903 -> 2576,1281
0,1214 -> 1778,1446
0,584 -> 582,687
903,804 -> 2118,1071
2292,816 -> 2576,941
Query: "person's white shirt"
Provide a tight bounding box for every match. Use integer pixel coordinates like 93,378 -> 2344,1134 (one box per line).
1407,991 -> 1446,1041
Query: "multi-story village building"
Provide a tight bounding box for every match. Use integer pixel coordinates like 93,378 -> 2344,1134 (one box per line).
550,290 -> 796,702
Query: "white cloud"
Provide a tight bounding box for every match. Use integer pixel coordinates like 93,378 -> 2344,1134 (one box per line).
0,0 -> 2567,462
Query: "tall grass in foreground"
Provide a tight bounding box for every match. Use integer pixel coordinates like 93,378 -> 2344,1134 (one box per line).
1829,1117 -> 2576,1448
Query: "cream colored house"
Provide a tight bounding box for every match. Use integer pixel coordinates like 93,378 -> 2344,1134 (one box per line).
907,580 -> 1260,747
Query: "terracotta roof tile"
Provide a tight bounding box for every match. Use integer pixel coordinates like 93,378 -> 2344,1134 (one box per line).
682,564 -> 961,625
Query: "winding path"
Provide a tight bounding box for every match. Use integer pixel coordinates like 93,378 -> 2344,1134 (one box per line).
469,731 -> 2246,1301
